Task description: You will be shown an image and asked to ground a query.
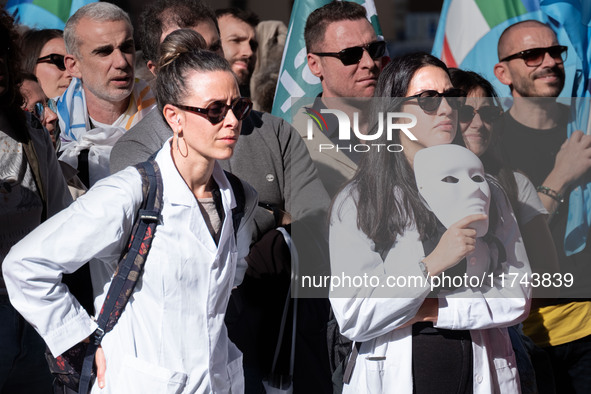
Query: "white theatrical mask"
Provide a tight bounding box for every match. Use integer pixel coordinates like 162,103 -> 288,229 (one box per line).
414,144 -> 490,236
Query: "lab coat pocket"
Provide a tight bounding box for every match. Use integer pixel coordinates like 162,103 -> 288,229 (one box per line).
364,357 -> 385,394
115,355 -> 188,393
227,353 -> 244,393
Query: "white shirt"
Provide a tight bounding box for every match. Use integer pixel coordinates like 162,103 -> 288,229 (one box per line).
3,141 -> 257,393
329,181 -> 531,394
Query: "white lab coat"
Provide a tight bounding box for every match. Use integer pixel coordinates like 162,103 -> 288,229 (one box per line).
329,182 -> 531,394
3,141 -> 258,393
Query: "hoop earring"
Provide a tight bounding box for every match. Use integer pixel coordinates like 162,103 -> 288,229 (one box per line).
178,135 -> 189,158
175,128 -> 181,151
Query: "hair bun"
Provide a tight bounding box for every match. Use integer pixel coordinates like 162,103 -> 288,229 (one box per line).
157,29 -> 207,70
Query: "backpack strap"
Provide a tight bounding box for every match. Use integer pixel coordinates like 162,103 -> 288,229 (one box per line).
224,170 -> 245,238
78,159 -> 163,394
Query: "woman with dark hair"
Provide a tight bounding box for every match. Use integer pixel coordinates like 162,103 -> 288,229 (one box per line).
329,53 -> 531,393
20,28 -> 71,98
3,40 -> 258,392
0,10 -> 71,393
450,68 -> 559,394
450,69 -> 558,292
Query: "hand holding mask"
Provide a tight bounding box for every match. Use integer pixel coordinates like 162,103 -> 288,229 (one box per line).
414,144 -> 490,237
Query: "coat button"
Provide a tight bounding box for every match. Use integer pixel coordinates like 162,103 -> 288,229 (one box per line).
266,174 -> 274,182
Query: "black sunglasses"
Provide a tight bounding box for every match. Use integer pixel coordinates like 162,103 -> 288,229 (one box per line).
499,45 -> 567,67
458,105 -> 503,124
36,53 -> 66,71
403,88 -> 466,112
312,41 -> 386,66
175,97 -> 252,125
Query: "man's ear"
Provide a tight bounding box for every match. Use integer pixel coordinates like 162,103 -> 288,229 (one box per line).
64,54 -> 81,79
163,104 -> 182,130
307,53 -> 323,78
147,60 -> 157,76
494,62 -> 512,87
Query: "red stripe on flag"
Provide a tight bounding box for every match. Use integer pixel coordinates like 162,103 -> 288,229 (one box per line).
442,36 -> 458,68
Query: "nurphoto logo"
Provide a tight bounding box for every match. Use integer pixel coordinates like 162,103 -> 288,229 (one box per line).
305,108 -> 418,153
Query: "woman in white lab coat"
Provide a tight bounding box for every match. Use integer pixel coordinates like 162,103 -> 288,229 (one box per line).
329,53 -> 531,393
2,41 -> 257,392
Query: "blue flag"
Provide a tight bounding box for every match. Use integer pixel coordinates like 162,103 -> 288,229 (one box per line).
432,0 -> 591,255
5,0 -> 97,29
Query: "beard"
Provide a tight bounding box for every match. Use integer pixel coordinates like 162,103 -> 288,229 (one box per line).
231,59 -> 254,87
514,66 -> 565,97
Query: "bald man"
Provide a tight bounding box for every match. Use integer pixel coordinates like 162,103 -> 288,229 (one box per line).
495,20 -> 591,394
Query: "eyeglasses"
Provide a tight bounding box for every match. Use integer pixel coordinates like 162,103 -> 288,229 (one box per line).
36,54 -> 66,71
458,105 -> 503,124
403,88 -> 466,112
499,45 -> 568,67
312,41 -> 386,66
27,98 -> 58,122
175,97 -> 252,124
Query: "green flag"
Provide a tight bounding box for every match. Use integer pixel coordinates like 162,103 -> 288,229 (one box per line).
271,0 -> 383,122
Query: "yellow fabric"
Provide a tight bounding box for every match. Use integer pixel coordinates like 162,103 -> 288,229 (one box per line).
523,301 -> 591,347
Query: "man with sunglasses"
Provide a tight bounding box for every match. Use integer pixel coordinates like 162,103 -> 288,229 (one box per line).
110,4 -> 333,392
495,20 -> 591,393
305,2 -> 384,101
293,1 -> 386,198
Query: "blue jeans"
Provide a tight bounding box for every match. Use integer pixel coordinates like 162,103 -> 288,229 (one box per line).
543,333 -> 591,394
0,295 -> 53,394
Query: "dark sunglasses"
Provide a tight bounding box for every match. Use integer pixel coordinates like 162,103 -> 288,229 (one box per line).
458,105 -> 503,124
27,98 -> 58,122
175,97 -> 252,125
36,54 -> 66,71
403,88 -> 466,112
500,45 -> 567,67
312,41 -> 386,66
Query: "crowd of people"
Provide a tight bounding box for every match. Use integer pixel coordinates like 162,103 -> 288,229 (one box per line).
1,0 -> 590,393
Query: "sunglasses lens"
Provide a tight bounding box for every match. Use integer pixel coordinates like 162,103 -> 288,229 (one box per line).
523,49 -> 545,66
48,99 -> 58,113
205,102 -> 226,124
232,98 -> 252,120
33,102 -> 44,121
414,91 -> 439,112
444,89 -> 466,110
339,47 -> 364,65
548,46 -> 567,63
52,54 -> 66,71
445,97 -> 464,110
479,106 -> 502,123
459,106 -> 475,123
417,97 -> 441,112
367,41 -> 386,59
